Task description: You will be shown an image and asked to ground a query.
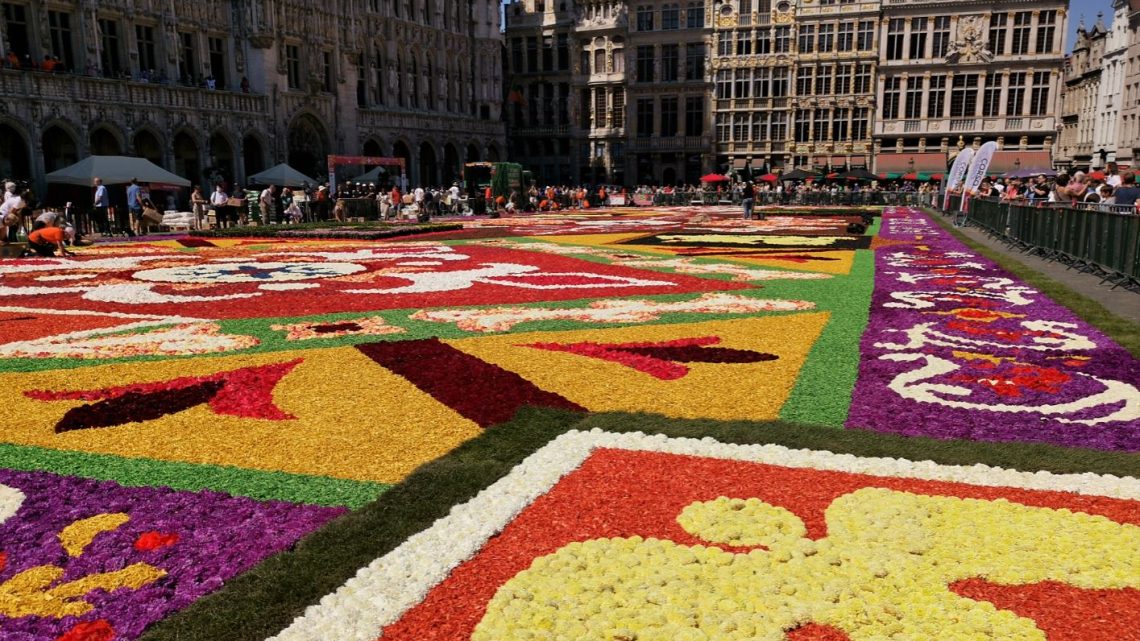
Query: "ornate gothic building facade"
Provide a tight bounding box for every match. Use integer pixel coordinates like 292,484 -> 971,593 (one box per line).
0,0 -> 505,191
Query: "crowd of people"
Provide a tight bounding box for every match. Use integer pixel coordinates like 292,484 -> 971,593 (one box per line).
967,166 -> 1140,209
4,50 -> 253,93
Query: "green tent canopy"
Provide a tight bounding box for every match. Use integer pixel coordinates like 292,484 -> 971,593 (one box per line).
44,155 -> 191,187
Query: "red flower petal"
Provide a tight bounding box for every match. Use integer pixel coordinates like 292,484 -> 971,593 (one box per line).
55,619 -> 115,641
134,530 -> 181,551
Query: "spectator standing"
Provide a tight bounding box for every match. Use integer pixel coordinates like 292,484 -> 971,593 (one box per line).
1113,172 -> 1140,207
92,177 -> 111,235
124,178 -> 142,236
259,184 -> 277,223
210,184 -> 229,228
741,181 -> 755,220
191,186 -> 208,229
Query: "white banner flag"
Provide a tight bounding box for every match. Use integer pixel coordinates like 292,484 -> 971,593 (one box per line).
960,141 -> 998,211
943,147 -> 974,210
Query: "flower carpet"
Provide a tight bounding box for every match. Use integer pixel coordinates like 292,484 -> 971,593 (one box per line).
0,207 -> 1137,641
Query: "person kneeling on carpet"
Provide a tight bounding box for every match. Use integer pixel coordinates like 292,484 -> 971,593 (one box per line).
24,221 -> 74,257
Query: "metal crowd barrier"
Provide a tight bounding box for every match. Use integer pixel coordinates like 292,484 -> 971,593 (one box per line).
941,195 -> 1139,289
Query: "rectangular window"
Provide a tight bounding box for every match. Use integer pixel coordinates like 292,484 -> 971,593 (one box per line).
716,69 -> 731,99
636,45 -> 655,83
718,31 -> 733,56
685,96 -> 704,135
950,73 -> 979,117
614,48 -> 625,74
2,3 -> 29,62
136,26 -> 157,75
1011,12 -> 1031,55
736,30 -> 753,56
753,67 -> 770,97
905,76 -> 923,118
982,72 -> 1002,116
1006,71 -> 1026,114
909,18 -> 927,59
512,39 -> 524,73
882,76 -> 901,119
775,26 -> 791,52
662,44 -> 679,82
795,109 -> 811,142
542,36 -> 553,71
209,36 -> 227,87
815,65 -> 832,95
771,111 -> 787,141
833,107 -> 849,140
322,50 -> 333,93
685,44 -> 705,80
734,113 -> 749,142
886,19 -> 905,60
796,67 -> 813,96
735,68 -> 751,98
285,44 -> 301,89
595,90 -> 608,128
818,24 -> 835,53
798,24 -> 816,53
756,28 -> 771,54
813,108 -> 828,141
637,6 -> 654,31
662,4 -> 680,29
854,63 -> 871,94
179,32 -> 197,82
613,89 -> 626,128
1036,10 -> 1056,54
989,13 -> 1007,56
637,98 -> 655,137
857,20 -> 874,51
852,108 -> 869,140
595,49 -> 606,74
927,74 -> 946,117
1030,70 -> 1050,115
717,112 -> 731,143
931,16 -> 950,58
836,64 -> 852,95
772,69 -> 789,96
99,19 -> 123,77
838,22 -> 854,52
47,11 -> 75,69
661,97 -> 679,136
557,34 -> 569,70
687,1 -> 705,28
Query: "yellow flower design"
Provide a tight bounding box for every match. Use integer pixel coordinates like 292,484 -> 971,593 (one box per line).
474,489 -> 1140,641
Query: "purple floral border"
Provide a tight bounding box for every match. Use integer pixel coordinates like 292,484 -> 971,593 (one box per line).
0,468 -> 344,640
846,208 -> 1140,451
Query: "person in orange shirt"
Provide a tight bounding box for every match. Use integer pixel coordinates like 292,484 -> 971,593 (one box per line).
26,224 -> 74,257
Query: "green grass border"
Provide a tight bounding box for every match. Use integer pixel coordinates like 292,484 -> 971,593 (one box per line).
0,443 -> 388,508
924,207 -> 1140,358
139,407 -> 1140,641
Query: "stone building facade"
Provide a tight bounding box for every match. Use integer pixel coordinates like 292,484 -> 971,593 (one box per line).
1118,0 -> 1140,167
0,0 -> 505,192
873,0 -> 1067,175
1057,18 -> 1106,169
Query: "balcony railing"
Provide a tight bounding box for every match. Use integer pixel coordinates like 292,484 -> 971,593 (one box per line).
627,135 -> 712,152
950,119 -> 976,131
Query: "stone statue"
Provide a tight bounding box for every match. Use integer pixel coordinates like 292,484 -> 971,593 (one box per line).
946,15 -> 994,63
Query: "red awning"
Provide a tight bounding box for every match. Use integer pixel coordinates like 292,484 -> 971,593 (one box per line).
874,152 -> 949,173
987,151 -> 1052,174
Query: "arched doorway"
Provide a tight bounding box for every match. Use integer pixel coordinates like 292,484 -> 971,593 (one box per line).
287,114 -> 329,179
172,131 -> 200,185
207,133 -> 234,188
243,135 -> 265,181
419,142 -> 438,186
362,139 -> 382,157
662,167 -> 677,185
486,144 -> 501,162
42,126 -> 79,173
466,143 -> 480,163
443,143 -> 460,185
392,140 -> 412,187
0,123 -> 31,179
89,127 -> 122,155
133,130 -> 164,167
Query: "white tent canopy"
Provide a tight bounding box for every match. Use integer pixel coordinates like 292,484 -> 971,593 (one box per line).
347,165 -> 389,185
248,163 -> 315,188
45,156 -> 191,187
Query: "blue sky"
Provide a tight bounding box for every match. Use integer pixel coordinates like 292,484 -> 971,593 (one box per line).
1067,0 -> 1116,51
